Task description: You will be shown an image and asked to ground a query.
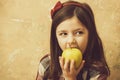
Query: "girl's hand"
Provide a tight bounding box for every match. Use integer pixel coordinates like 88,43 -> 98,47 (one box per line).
59,56 -> 85,80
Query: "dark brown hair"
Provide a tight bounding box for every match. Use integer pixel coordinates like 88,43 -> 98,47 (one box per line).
43,1 -> 110,80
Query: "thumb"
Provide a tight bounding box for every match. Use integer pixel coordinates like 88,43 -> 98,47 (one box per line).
77,60 -> 85,74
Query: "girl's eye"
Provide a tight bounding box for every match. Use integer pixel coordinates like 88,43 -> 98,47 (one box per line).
75,31 -> 83,35
59,33 -> 67,36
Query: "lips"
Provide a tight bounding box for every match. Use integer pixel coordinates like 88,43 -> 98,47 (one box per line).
69,45 -> 78,48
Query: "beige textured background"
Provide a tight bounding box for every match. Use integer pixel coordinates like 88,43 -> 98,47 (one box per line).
0,0 -> 120,80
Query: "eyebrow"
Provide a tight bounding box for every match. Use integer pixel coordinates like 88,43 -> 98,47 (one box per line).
57,30 -> 67,33
56,28 -> 85,33
73,28 -> 85,32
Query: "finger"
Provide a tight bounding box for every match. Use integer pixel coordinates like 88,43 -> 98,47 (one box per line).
70,60 -> 75,72
64,59 -> 70,72
59,56 -> 64,70
77,60 -> 85,73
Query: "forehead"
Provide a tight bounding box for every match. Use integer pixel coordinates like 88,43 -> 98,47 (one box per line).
56,16 -> 86,31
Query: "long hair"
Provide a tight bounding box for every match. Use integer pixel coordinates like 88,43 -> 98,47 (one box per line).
43,1 -> 110,80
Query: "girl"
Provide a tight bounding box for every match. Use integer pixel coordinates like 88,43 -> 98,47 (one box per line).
36,1 -> 110,80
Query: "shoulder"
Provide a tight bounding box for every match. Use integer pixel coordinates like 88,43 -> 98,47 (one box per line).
40,54 -> 50,62
38,54 -> 50,76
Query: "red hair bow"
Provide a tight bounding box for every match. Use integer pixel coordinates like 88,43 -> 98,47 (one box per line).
51,1 -> 63,19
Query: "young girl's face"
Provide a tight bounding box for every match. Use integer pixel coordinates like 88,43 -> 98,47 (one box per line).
56,16 -> 88,53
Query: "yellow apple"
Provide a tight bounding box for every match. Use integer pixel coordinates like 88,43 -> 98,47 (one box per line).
62,48 -> 82,69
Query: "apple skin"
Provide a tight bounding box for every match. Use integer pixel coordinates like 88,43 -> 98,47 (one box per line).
62,48 -> 82,69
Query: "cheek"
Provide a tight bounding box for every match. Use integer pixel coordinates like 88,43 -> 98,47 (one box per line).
77,37 -> 88,53
57,37 -> 66,51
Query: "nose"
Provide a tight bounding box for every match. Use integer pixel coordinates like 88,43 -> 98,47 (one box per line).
68,35 -> 75,43
66,35 -> 76,48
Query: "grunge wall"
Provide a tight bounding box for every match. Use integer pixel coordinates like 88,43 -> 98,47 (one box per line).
0,0 -> 120,80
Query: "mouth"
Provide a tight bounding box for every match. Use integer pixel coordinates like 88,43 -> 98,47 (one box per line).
69,46 -> 79,49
